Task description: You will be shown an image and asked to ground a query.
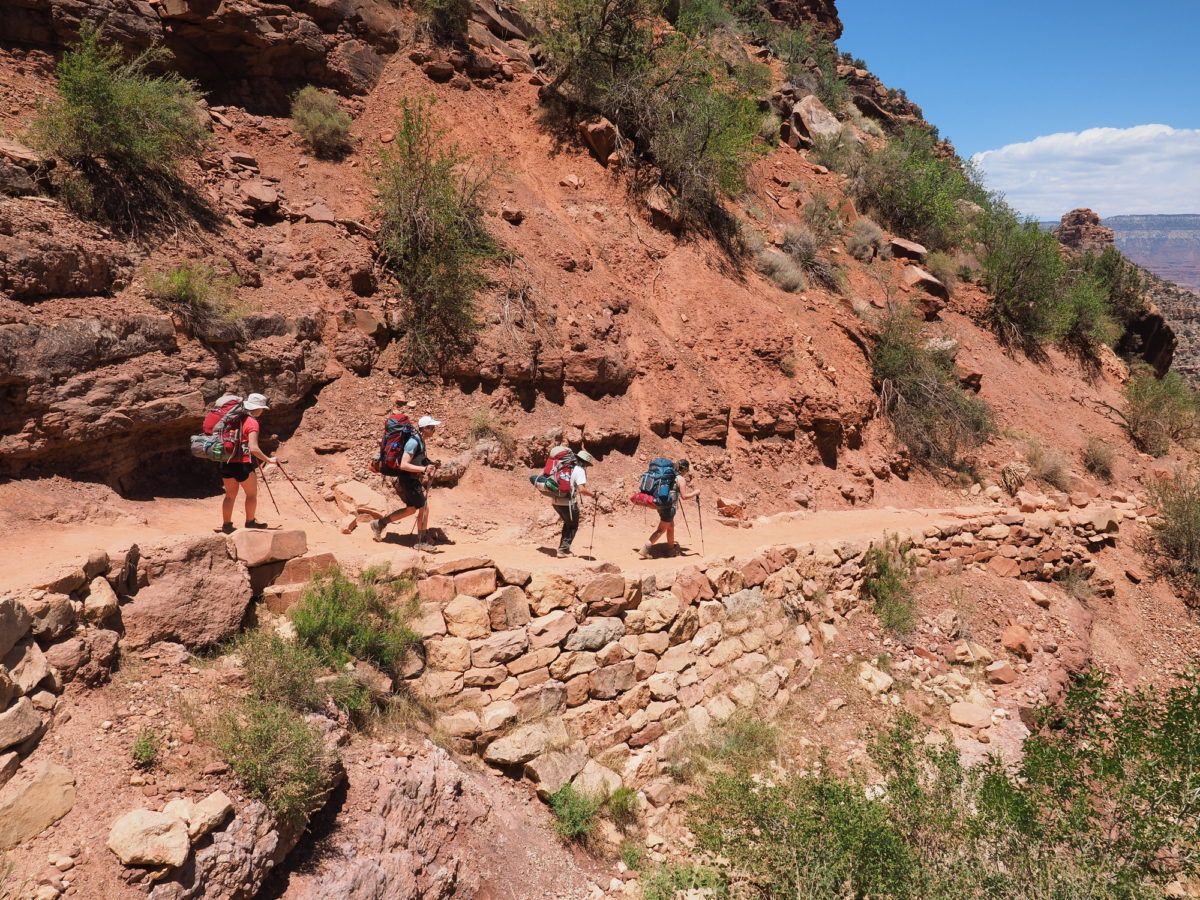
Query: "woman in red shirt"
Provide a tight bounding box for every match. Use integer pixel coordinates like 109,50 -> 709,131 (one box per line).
218,393 -> 276,533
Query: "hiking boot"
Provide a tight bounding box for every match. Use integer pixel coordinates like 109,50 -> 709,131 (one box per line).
370,517 -> 387,543
557,548 -> 573,559
245,520 -> 269,529
639,543 -> 653,560
220,522 -> 235,534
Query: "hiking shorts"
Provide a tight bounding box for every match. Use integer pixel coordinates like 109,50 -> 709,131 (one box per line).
391,475 -> 427,509
219,461 -> 256,483
656,501 -> 678,523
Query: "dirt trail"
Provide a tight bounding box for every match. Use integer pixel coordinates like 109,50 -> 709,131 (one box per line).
1,472 -> 993,592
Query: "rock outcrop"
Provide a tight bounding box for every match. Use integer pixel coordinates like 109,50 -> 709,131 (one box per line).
765,0 -> 841,39
1056,208 -> 1115,253
0,0 -> 404,110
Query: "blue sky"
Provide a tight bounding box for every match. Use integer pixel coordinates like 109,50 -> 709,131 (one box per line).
836,1 -> 1200,218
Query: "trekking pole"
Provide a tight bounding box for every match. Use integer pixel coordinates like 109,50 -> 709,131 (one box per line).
696,495 -> 706,556
274,461 -> 325,523
588,497 -> 598,559
678,498 -> 694,544
258,461 -> 281,516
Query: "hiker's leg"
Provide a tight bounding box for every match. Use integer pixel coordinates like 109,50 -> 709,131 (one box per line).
665,522 -> 676,547
417,501 -> 430,536
221,479 -> 238,525
648,522 -> 665,545
557,504 -> 578,552
386,506 -> 415,524
242,471 -> 258,523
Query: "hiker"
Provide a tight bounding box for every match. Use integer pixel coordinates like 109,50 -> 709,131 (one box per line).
531,447 -> 598,558
370,413 -> 441,550
217,393 -> 276,533
640,459 -> 699,558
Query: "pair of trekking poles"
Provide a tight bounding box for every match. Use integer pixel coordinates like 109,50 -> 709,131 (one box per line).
258,457 -> 324,524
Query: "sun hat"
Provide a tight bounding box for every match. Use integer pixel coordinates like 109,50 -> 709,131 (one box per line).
418,415 -> 442,429
244,393 -> 270,411
676,459 -> 690,472
576,449 -> 596,466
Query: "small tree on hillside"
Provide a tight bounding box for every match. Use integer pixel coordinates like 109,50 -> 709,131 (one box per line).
30,24 -> 210,233
374,98 -> 497,371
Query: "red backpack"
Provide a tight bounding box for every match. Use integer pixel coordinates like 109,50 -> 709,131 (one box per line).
190,395 -> 246,462
378,413 -> 419,476
537,447 -> 576,495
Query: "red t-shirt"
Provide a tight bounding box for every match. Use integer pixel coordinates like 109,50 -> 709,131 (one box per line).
233,414 -> 259,464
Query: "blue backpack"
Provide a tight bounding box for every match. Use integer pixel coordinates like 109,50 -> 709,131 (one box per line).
639,458 -> 677,506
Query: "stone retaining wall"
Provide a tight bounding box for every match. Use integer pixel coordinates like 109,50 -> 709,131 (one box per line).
416,500 -> 1134,801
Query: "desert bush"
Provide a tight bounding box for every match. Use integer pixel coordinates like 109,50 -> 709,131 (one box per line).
467,411 -> 516,455
756,250 -> 805,292
757,110 -> 781,144
977,204 -> 1068,352
641,864 -> 726,900
1082,436 -> 1114,481
810,130 -> 860,173
801,194 -> 842,246
549,784 -> 605,843
1055,273 -> 1121,357
1149,469 -> 1200,595
291,86 -> 353,158
1124,368 -> 1199,456
1079,245 -> 1146,324
701,713 -> 778,771
673,0 -> 730,35
685,674 -> 1200,899
375,98 -> 497,370
291,566 -> 418,675
852,128 -> 977,251
606,786 -> 639,827
619,842 -> 644,870
146,260 -> 243,340
847,217 -> 884,261
780,225 -> 839,291
419,0 -> 472,41
131,727 -> 161,769
872,305 -> 993,467
208,698 -> 331,827
30,25 -> 208,231
923,249 -> 957,293
861,536 -> 915,633
1025,440 -> 1071,491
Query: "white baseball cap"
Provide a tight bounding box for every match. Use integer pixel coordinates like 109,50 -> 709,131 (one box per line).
418,415 -> 441,429
244,393 -> 270,411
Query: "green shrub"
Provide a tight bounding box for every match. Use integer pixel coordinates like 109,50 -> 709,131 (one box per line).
467,411 -> 516,455
1149,469 -> 1200,596
1124,368 -> 1198,456
872,305 -> 994,467
756,250 -> 805,292
291,86 -> 353,158
924,249 -> 957,293
548,784 -> 604,843
1025,440 -> 1071,491
862,536 -> 916,633
1079,245 -> 1146,325
847,216 -> 884,262
146,261 -> 243,340
810,130 -> 860,173
781,225 -> 839,291
291,567 -> 418,675
673,0 -> 730,35
131,727 -> 161,769
1054,273 -> 1121,357
208,699 -> 331,827
852,128 -> 977,251
618,841 -> 644,871
1082,436 -> 1114,481
702,713 -> 778,771
30,25 -> 208,231
606,786 -> 639,827
420,0 -> 472,41
801,194 -> 842,246
641,864 -> 727,900
758,111 -> 781,144
375,98 -> 497,370
684,677 -> 1200,899
977,205 -> 1067,352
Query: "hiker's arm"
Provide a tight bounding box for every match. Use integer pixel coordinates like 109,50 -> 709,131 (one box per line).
679,476 -> 700,501
399,451 -> 431,476
246,431 -> 276,465
577,484 -> 597,499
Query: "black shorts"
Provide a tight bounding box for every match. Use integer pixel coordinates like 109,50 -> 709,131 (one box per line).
219,461 -> 256,483
657,502 -> 677,523
392,475 -> 427,509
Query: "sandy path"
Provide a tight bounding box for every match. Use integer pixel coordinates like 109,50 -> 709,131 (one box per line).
1,474 -> 995,592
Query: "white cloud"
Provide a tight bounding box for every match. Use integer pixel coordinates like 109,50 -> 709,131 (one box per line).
971,125 -> 1200,220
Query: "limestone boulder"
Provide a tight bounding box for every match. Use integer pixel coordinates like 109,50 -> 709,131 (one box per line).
108,809 -> 190,868
163,791 -> 234,841
84,576 -> 121,624
2,637 -> 51,695
887,237 -> 927,261
332,481 -> 389,518
949,701 -> 992,729
571,759 -> 621,798
0,598 -> 32,659
0,761 -> 75,850
0,696 -> 40,751
20,591 -> 74,640
563,617 -> 624,652
525,742 -> 588,799
483,720 -> 569,766
443,596 -> 491,639
471,629 -> 529,668
229,530 -> 307,567
901,265 -> 949,315
120,536 -> 253,649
